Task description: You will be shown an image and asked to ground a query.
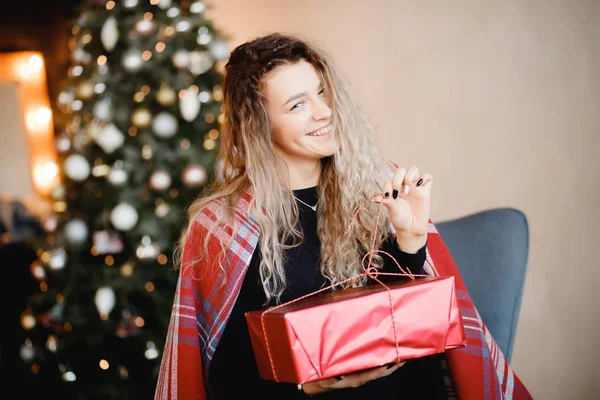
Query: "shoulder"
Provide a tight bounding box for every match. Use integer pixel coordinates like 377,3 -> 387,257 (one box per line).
191,191 -> 255,234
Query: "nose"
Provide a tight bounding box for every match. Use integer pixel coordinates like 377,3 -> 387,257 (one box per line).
312,98 -> 332,121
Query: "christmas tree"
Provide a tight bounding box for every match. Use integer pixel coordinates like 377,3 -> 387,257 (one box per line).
17,1 -> 230,398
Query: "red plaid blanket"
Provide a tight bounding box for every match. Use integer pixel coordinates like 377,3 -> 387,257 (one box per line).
154,191 -> 532,399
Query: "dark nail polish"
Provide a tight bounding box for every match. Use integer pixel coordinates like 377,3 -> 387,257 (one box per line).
392,189 -> 398,199
384,192 -> 390,198
417,178 -> 424,187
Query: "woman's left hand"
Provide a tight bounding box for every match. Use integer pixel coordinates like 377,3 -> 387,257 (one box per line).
378,165 -> 433,252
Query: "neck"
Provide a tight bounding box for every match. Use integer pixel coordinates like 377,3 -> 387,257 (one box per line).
285,159 -> 322,190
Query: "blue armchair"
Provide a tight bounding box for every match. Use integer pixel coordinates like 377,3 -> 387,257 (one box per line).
435,207 -> 529,363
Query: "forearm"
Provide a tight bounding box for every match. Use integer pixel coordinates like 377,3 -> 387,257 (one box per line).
377,235 -> 427,280
395,233 -> 427,254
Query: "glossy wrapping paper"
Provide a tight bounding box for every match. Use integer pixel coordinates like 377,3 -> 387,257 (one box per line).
245,276 -> 466,384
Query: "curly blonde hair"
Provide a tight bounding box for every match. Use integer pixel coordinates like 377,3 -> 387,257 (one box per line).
175,32 -> 395,304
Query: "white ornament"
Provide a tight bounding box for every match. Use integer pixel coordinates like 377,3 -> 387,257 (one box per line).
179,89 -> 201,121
46,335 -> 58,352
93,97 -> 112,121
42,215 -> 58,232
55,133 -> 71,153
64,154 -> 90,182
172,49 -> 190,69
145,341 -> 159,359
124,0 -> 139,8
166,7 -> 179,17
107,167 -> 127,186
101,16 -> 119,51
20,342 -> 35,362
95,123 -> 124,154
135,18 -> 155,35
72,131 -> 90,151
182,164 -> 207,188
110,203 -> 139,231
149,170 -> 172,191
157,0 -> 172,9
30,261 -> 46,280
95,287 -> 116,317
57,89 -> 75,113
175,19 -> 191,33
122,48 -> 144,73
62,370 -> 77,382
72,48 -> 91,64
48,247 -> 67,270
64,219 -> 88,244
190,1 -> 206,13
198,90 -> 211,103
94,83 -> 106,94
155,202 -> 170,218
209,40 -> 231,61
136,236 -> 160,261
188,50 -> 214,75
152,112 -> 178,138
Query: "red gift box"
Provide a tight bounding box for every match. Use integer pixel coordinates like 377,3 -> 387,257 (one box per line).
245,274 -> 466,384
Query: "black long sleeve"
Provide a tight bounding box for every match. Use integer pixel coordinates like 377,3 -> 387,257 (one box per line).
373,236 -> 427,283
208,187 -> 445,399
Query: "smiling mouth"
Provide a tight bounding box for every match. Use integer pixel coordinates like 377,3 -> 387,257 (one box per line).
307,124 -> 332,137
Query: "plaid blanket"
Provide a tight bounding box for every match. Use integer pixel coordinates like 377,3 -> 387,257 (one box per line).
154,190 -> 533,399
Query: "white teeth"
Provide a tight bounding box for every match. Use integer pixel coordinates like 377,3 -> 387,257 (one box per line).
308,125 -> 332,136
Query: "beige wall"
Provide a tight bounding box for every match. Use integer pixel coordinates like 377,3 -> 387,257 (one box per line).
0,83 -> 52,219
0,84 -> 36,198
0,83 -> 53,219
207,0 -> 599,398
1,1 -> 597,398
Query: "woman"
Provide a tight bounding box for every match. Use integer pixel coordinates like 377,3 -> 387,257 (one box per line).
155,32 -> 532,400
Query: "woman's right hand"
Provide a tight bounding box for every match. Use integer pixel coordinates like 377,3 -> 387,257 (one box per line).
301,361 -> 406,395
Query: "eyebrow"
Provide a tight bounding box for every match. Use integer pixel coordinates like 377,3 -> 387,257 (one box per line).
282,83 -> 324,107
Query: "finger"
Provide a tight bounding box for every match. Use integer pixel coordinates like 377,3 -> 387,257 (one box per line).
339,365 -> 378,380
361,365 -> 391,384
382,361 -> 407,377
336,363 -> 402,389
336,366 -> 383,389
416,173 -> 433,186
416,173 -> 434,188
328,375 -> 358,389
391,167 -> 407,199
319,377 -> 344,389
402,165 -> 420,195
354,365 -> 388,382
382,179 -> 393,200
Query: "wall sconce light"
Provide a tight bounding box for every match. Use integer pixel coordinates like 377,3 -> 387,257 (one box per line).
0,51 -> 59,198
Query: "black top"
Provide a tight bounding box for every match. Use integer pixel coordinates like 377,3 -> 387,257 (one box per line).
208,186 -> 450,399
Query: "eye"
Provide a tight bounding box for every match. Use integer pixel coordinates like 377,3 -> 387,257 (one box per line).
290,88 -> 327,111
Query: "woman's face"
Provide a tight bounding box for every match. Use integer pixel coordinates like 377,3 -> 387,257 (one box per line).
264,60 -> 340,171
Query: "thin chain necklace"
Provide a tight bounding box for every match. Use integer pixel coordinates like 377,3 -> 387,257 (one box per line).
294,196 -> 318,211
